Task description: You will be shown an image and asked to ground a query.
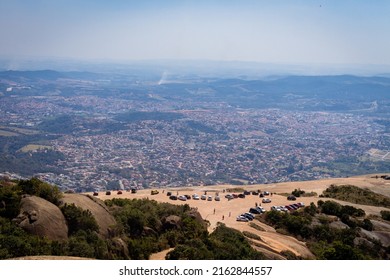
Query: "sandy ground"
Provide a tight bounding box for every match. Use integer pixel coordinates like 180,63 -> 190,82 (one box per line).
90,174 -> 390,259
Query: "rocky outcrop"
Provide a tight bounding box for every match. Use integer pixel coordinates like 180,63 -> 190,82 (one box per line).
61,193 -> 117,238
163,215 -> 182,230
13,195 -> 68,241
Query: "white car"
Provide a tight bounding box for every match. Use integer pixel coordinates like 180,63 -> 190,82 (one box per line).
192,194 -> 200,200
215,196 -> 220,201
201,194 -> 207,200
262,198 -> 272,203
236,215 -> 249,222
207,195 -> 213,201
178,195 -> 187,201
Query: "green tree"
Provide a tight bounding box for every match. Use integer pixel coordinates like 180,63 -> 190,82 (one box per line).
18,178 -> 62,206
61,203 -> 99,235
0,184 -> 21,218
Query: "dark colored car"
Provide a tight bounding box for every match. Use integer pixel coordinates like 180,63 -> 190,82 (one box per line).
287,195 -> 296,201
243,191 -> 251,195
249,207 -> 261,214
238,193 -> 245,198
169,195 -> 177,200
242,212 -> 255,220
105,191 -> 111,195
290,204 -> 299,210
166,191 -> 172,196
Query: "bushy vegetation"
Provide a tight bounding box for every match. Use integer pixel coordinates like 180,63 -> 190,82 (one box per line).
166,223 -> 265,260
18,177 -> 63,206
380,210 -> 390,221
321,184 -> 390,208
60,203 -> 99,235
0,178 -> 109,259
0,182 -> 21,218
257,200 -> 389,259
1,179 -> 225,260
105,198 -> 209,259
292,188 -> 305,197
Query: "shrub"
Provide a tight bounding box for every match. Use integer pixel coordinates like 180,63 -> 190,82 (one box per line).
243,231 -> 262,241
380,210 -> 390,221
320,200 -> 342,216
61,203 -> 99,235
0,184 -> 21,218
361,219 -> 374,231
292,188 -> 305,197
18,178 -> 62,206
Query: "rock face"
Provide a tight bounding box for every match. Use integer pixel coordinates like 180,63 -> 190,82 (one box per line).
163,215 -> 182,230
13,195 -> 68,241
61,194 -> 117,238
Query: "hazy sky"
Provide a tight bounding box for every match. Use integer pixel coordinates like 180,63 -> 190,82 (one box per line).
1,0 -> 390,66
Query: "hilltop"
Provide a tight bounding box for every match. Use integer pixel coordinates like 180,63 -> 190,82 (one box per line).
1,173 -> 390,260
91,173 -> 390,259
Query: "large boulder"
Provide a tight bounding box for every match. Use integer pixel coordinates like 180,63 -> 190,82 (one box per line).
61,194 -> 117,238
162,215 -> 182,230
13,195 -> 68,241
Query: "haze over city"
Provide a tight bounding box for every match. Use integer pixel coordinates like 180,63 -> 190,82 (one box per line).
0,0 -> 389,75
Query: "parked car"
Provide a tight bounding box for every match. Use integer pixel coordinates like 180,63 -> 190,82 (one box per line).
243,190 -> 251,195
279,206 -> 288,212
262,198 -> 271,203
151,190 -> 159,195
236,215 -> 249,222
287,195 -> 296,201
105,191 -> 111,195
166,191 -> 172,196
263,191 -> 270,195
178,195 -> 187,201
256,206 -> 266,213
285,205 -> 293,211
117,190 -> 122,195
271,206 -> 281,211
215,196 -> 220,201
207,195 -> 213,201
192,194 -> 200,200
259,193 -> 264,198
251,191 -> 259,195
290,204 -> 299,210
184,194 -> 191,199
131,189 -> 137,194
201,194 -> 207,200
297,202 -> 305,207
93,192 -> 99,196
169,195 -> 177,200
238,193 -> 245,198
249,207 -> 262,214
243,212 -> 255,220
